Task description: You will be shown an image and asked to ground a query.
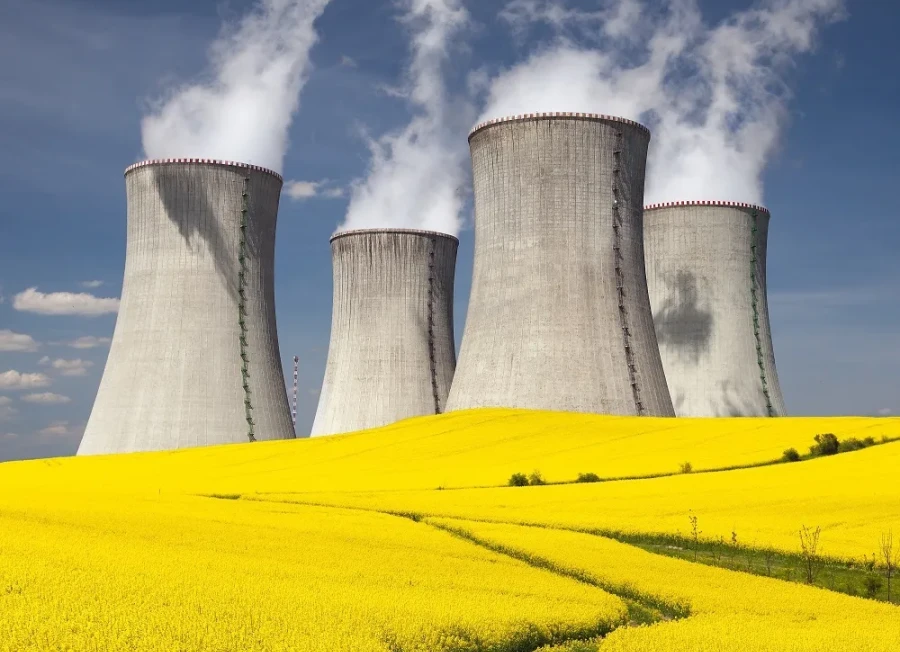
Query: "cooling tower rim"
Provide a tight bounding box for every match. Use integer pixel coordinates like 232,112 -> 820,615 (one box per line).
644,200 -> 770,215
330,228 -> 459,244
124,158 -> 283,182
469,112 -> 650,140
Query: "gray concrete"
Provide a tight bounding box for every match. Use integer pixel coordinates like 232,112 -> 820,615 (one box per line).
77,159 -> 295,455
446,113 -> 674,416
643,201 -> 787,417
311,229 -> 458,436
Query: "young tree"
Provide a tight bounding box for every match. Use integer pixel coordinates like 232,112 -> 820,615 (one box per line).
799,525 -> 823,584
881,530 -> 899,602
688,513 -> 701,561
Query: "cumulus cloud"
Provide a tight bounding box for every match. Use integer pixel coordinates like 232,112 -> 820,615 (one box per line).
13,287 -> 119,316
141,0 -> 332,173
39,421 -> 78,437
285,179 -> 345,200
482,0 -> 845,205
0,329 -> 40,352
21,392 -> 72,405
80,280 -> 103,289
66,336 -> 112,349
0,370 -> 52,390
39,357 -> 94,377
339,0 -> 474,236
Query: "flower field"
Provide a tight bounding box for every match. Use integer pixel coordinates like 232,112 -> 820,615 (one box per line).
1,408 -> 899,650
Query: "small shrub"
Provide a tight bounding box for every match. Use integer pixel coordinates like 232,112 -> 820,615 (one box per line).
863,436 -> 876,447
576,472 -> 601,483
508,473 -> 528,487
844,582 -> 858,597
782,448 -> 801,462
680,461 -> 693,474
810,433 -> 840,457
864,574 -> 883,598
838,437 -> 867,453
528,470 -> 546,486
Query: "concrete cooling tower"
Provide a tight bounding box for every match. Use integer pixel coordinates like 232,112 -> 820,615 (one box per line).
311,229 -> 458,437
643,200 -> 787,417
77,159 -> 295,455
446,113 -> 674,417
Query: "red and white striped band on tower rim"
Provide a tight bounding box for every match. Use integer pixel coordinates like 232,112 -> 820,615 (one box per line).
330,227 -> 459,244
469,112 -> 651,140
124,158 -> 283,182
644,200 -> 770,215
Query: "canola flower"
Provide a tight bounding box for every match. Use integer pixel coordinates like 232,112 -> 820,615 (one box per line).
258,438 -> 900,561
0,493 -> 625,652
1,408 -> 893,496
2,408 -> 900,650
430,518 -> 900,651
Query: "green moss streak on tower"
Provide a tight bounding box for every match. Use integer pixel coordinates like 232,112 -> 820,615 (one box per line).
239,177 -> 256,441
750,210 -> 775,417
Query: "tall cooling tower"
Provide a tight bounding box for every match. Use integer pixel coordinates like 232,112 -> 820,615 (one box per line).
446,113 -> 674,416
312,229 -> 458,437
77,159 -> 295,455
643,200 -> 786,417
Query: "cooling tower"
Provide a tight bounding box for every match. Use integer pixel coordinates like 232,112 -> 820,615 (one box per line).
446,113 -> 674,416
311,229 -> 458,437
643,200 -> 787,417
77,159 -> 295,455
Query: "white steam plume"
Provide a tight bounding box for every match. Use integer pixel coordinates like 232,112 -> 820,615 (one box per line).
141,0 -> 331,174
483,0 -> 845,205
339,0 -> 473,236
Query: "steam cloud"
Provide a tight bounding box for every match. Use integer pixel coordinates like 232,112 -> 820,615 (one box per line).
339,0 -> 473,236
483,0 -> 846,205
141,0 -> 331,174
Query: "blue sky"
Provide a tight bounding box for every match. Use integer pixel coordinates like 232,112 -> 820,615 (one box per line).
1,0 -> 899,462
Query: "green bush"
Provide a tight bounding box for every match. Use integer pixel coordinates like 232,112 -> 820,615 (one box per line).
528,470 -> 546,486
508,473 -> 528,487
864,574 -> 884,598
809,433 -> 840,457
838,437 -> 868,453
863,436 -> 876,446
782,448 -> 801,462
576,472 -> 601,483
680,462 -> 693,474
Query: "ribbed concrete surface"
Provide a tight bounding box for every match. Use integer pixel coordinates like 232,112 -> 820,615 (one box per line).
311,229 -> 458,436
446,114 -> 674,416
644,202 -> 787,417
78,161 -> 294,455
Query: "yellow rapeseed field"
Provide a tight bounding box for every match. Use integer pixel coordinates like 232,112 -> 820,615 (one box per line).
431,518 -> 900,651
270,438 -> 900,561
1,408 -> 894,494
0,492 -> 625,652
2,408 -> 899,650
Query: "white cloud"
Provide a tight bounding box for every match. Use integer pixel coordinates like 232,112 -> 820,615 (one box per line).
66,336 -> 112,349
0,329 -> 40,352
340,55 -> 358,68
80,280 -> 104,288
141,0 -> 332,173
39,420 -> 76,436
2,432 -> 19,440
0,397 -> 11,406
878,408 -> 892,416
284,179 -> 344,200
0,404 -> 17,421
13,287 -> 119,316
21,392 -> 72,405
0,370 -> 51,390
39,357 -> 94,377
